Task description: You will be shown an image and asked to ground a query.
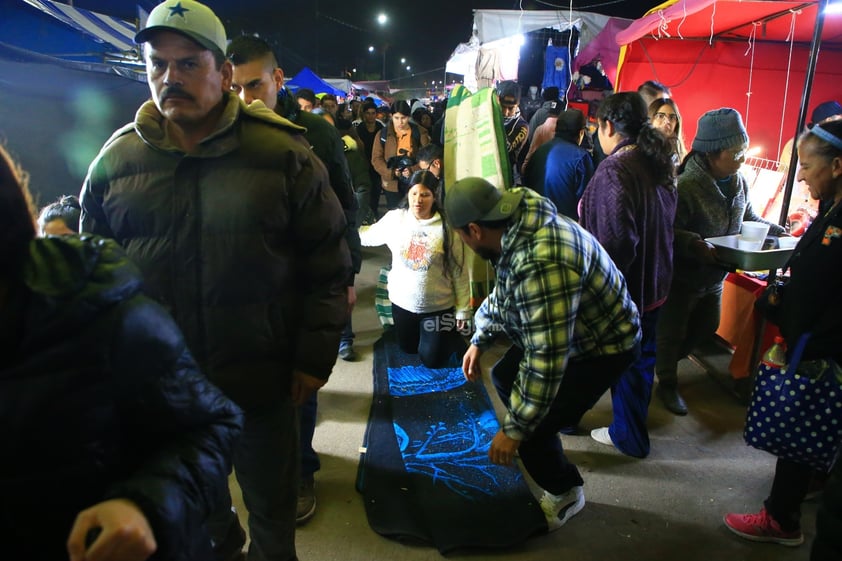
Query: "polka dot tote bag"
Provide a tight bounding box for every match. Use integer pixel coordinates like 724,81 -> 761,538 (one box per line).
744,334 -> 842,471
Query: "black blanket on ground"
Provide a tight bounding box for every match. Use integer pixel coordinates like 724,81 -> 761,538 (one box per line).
356,332 -> 547,553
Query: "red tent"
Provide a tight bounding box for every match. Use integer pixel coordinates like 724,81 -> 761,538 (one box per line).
615,0 -> 842,162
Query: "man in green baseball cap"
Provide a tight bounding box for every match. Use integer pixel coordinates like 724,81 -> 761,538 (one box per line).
132,0 -> 231,149
135,0 -> 227,57
81,2 -> 352,560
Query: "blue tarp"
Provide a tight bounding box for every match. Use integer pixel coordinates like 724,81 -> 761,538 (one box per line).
2,0 -> 126,64
286,67 -> 346,97
22,0 -> 137,52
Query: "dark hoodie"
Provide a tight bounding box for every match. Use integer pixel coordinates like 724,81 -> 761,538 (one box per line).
0,235 -> 242,561
276,88 -> 361,274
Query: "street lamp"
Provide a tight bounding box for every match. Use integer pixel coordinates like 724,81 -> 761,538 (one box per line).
369,46 -> 386,80
376,13 -> 388,80
368,45 -> 387,80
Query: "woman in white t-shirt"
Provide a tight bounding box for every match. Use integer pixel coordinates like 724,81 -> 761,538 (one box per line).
360,170 -> 471,367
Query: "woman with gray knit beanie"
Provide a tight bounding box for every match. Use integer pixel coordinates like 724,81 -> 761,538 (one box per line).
654,108 -> 785,415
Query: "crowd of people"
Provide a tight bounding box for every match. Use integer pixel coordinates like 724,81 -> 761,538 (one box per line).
3,0 -> 841,559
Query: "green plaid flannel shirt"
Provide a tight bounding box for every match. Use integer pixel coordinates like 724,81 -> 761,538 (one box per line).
472,189 -> 641,440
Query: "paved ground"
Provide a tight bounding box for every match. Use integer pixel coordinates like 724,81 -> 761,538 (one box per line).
232,245 -> 817,561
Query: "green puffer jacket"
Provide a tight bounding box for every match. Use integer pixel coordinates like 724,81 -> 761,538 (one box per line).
81,93 -> 351,410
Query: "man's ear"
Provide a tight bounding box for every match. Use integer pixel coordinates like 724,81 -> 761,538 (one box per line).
273,67 -> 285,90
220,60 -> 233,92
466,222 -> 483,241
832,155 -> 842,179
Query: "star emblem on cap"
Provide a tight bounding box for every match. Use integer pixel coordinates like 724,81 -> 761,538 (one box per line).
168,1 -> 189,18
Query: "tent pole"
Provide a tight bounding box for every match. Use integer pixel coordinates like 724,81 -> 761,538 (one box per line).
778,0 -> 829,227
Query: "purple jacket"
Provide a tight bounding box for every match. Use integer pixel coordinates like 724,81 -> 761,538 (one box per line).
580,138 -> 677,312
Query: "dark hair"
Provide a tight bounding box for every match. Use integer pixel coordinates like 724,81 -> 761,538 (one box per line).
456,217 -> 510,233
349,99 -> 362,120
799,120 -> 842,161
38,195 -> 81,234
335,117 -> 363,147
417,143 -> 443,164
555,109 -> 587,145
598,92 -> 675,186
321,93 -> 337,104
648,98 -> 687,161
497,80 -> 521,103
212,50 -> 226,68
296,88 -> 316,104
542,86 -> 559,102
361,99 -> 377,113
391,100 -> 411,117
334,116 -> 354,133
227,35 -> 278,68
405,170 -> 440,203
637,80 -> 671,106
0,144 -> 36,271
403,170 -> 462,278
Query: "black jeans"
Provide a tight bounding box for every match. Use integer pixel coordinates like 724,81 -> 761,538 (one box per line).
368,168 -> 383,218
766,457 -> 813,531
491,344 -> 638,495
391,304 -> 467,368
812,460 -> 842,560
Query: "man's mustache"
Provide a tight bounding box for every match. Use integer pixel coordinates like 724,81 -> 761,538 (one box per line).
161,87 -> 194,103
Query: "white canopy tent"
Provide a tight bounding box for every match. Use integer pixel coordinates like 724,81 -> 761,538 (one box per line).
324,77 -> 353,95
473,9 -> 613,48
446,9 -> 626,92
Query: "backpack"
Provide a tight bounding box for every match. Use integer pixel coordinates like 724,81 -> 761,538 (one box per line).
380,122 -> 422,152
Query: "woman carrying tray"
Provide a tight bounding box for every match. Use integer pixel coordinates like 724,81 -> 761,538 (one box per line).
723,119 -> 842,547
654,108 -> 785,415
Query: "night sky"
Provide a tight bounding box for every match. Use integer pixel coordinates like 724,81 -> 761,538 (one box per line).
218,0 -> 661,83
70,0 -> 661,82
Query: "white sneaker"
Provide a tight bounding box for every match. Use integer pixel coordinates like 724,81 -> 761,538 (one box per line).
539,486 -> 585,532
590,427 -> 614,447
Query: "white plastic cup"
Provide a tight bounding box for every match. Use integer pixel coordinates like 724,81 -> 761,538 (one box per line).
736,235 -> 763,251
777,237 -> 798,249
740,221 -> 770,242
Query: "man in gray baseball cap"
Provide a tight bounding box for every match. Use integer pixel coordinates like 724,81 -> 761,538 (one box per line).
445,177 -> 640,532
445,177 -> 523,229
81,2 -> 352,560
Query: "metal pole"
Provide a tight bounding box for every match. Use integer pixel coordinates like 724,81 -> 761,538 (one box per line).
778,0 -> 828,226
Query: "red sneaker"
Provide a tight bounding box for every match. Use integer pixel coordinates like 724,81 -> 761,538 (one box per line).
723,507 -> 804,546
